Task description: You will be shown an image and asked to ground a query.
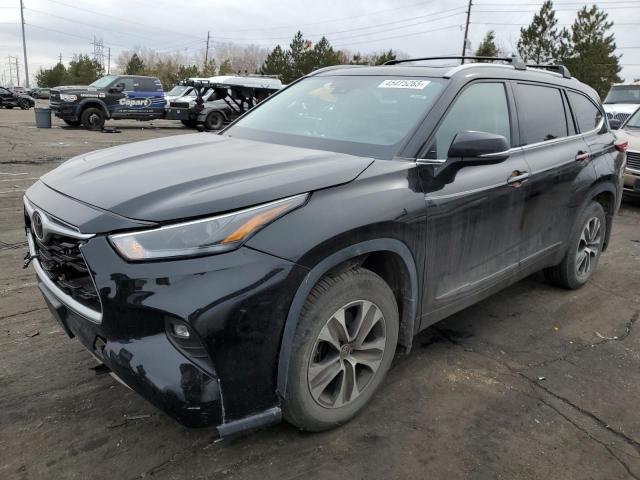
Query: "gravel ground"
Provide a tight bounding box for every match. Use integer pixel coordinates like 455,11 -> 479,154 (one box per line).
1,104 -> 639,480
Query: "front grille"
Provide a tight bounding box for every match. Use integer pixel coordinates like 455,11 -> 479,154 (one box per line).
33,233 -> 101,312
628,151 -> 640,171
615,113 -> 631,123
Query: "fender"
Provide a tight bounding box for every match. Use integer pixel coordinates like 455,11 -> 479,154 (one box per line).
276,238 -> 419,397
78,98 -> 110,118
574,179 -> 618,251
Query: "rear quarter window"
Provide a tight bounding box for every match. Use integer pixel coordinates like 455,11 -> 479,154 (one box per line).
516,83 -> 568,145
567,91 -> 603,132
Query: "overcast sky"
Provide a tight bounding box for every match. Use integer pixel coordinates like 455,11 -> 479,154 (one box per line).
1,0 -> 639,88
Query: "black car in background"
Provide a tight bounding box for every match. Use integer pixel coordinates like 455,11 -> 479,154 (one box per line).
49,74 -> 166,130
23,57 -> 625,436
0,86 -> 35,109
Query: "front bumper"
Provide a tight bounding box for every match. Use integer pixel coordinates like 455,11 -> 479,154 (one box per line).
24,193 -> 308,434
49,101 -> 80,120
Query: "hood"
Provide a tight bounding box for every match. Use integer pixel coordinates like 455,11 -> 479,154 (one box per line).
52,85 -> 98,93
604,103 -> 639,114
620,127 -> 640,148
41,134 -> 374,223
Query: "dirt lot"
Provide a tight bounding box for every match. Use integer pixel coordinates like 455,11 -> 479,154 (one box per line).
1,104 -> 639,480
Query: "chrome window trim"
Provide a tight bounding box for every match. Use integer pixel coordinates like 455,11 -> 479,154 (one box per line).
27,232 -> 103,324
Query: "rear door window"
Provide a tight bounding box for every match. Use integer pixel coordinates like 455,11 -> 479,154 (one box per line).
135,78 -> 162,92
516,83 -> 568,144
426,82 -> 511,159
567,91 -> 603,132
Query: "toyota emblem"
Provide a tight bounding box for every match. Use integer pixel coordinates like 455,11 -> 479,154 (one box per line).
32,211 -> 44,240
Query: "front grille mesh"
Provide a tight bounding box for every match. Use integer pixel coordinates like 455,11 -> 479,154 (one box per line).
34,234 -> 101,312
628,151 -> 640,171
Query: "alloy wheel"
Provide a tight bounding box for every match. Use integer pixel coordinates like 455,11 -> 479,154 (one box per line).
576,216 -> 601,277
307,300 -> 386,408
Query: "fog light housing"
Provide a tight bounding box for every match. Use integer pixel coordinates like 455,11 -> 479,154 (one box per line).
173,323 -> 190,338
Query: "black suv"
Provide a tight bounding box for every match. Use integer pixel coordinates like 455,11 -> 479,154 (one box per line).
0,86 -> 35,109
49,75 -> 165,130
23,57 -> 625,436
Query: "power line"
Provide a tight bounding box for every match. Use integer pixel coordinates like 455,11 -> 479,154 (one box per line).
213,0 -> 464,33
332,23 -> 461,48
45,0 -> 203,41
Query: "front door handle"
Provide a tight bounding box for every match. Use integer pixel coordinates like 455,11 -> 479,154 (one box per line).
575,151 -> 591,162
507,170 -> 530,187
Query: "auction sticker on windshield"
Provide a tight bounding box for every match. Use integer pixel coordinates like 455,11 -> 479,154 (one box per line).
378,79 -> 431,89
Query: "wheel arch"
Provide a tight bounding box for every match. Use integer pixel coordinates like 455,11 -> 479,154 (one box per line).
276,238 -> 419,397
78,99 -> 110,118
583,180 -> 618,251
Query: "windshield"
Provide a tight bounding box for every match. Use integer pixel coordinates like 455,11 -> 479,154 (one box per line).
625,108 -> 640,128
605,85 -> 640,104
226,75 -> 445,158
89,75 -> 118,88
167,85 -> 191,97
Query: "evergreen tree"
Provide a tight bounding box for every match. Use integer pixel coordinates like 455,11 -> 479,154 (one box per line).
219,59 -> 234,75
261,45 -> 290,80
309,36 -> 340,70
124,53 -> 145,75
475,31 -> 499,60
35,62 -> 67,87
65,54 -> 104,84
288,31 -> 309,81
517,0 -> 562,63
372,49 -> 396,65
562,5 -> 622,97
202,58 -> 217,76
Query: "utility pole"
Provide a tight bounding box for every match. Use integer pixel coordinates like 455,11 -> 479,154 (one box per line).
107,47 -> 111,74
15,56 -> 20,86
59,53 -> 62,64
204,31 -> 211,70
460,0 -> 472,65
19,0 -> 29,87
8,56 -> 14,85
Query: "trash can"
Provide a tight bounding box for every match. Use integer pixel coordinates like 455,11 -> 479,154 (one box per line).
34,107 -> 52,128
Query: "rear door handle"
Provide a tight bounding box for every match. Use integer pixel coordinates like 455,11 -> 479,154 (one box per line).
507,171 -> 530,186
575,151 -> 591,162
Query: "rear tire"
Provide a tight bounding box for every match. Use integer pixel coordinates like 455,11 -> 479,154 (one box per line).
544,201 -> 606,289
283,267 -> 398,432
204,111 -> 224,130
180,119 -> 198,128
5,105 -> 13,109
81,107 -> 105,131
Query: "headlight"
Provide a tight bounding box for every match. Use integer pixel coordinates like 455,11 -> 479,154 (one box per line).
109,194 -> 308,261
60,94 -> 77,102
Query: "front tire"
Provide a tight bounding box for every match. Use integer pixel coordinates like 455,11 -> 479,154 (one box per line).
283,268 -> 398,432
19,99 -> 31,109
81,107 -> 105,131
544,201 -> 606,289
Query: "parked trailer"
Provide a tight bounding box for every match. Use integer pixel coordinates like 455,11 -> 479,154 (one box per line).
165,76 -> 282,130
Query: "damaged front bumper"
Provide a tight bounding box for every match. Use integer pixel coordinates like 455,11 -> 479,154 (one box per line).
23,190 -> 308,435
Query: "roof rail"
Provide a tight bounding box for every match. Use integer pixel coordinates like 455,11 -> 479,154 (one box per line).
526,64 -> 572,79
384,55 -> 527,70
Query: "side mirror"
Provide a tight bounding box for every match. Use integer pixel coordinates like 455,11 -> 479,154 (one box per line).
447,131 -> 510,162
110,83 -> 125,93
609,118 -> 622,130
